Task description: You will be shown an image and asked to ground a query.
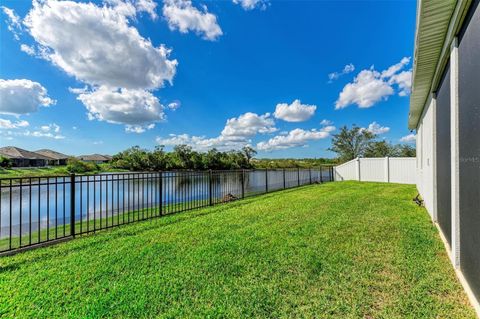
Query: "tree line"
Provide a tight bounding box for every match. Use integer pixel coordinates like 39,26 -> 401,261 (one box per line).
111,145 -> 258,171
109,125 -> 415,170
1,124 -> 415,173
329,125 -> 416,163
252,158 -> 337,168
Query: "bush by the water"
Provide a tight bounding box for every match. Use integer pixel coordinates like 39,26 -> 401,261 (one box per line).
66,158 -> 99,173
0,156 -> 12,168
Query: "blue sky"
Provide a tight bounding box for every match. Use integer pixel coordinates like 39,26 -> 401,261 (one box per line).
0,0 -> 417,158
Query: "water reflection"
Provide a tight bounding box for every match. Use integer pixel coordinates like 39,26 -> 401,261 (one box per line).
0,169 -> 330,238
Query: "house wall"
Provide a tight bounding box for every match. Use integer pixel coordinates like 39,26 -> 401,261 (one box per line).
10,159 -> 47,167
415,0 -> 480,311
416,95 -> 435,218
458,0 -> 480,300
436,63 -> 451,245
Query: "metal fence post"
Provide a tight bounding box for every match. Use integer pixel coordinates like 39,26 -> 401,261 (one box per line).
309,168 -> 312,184
70,173 -> 75,237
297,168 -> 300,186
283,168 -> 286,189
241,169 -> 245,199
265,169 -> 268,193
209,170 -> 213,206
159,171 -> 163,216
320,166 -> 323,183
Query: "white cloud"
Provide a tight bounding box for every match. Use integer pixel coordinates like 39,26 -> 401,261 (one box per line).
273,99 -> 316,122
40,123 -> 60,133
1,6 -> 21,39
0,130 -> 15,141
0,119 -> 29,129
320,119 -> 333,126
125,123 -> 155,133
167,101 -> 181,110
328,63 -> 355,82
335,68 -> 394,109
221,112 -> 277,139
29,131 -> 65,139
23,123 -> 65,139
156,112 -> 276,151
381,57 -> 410,79
77,87 -> 165,126
335,57 -> 411,109
68,86 -> 89,94
156,111 -> 332,152
400,133 -> 416,143
156,133 -> 247,152
364,122 -> 390,135
0,79 -> 55,115
162,0 -> 222,41
321,125 -> 336,133
233,0 -> 268,10
20,44 -> 35,55
19,0 -> 178,130
1,6 -> 20,28
133,0 -> 158,19
24,0 -> 177,90
105,0 -> 159,19
389,70 -> 412,96
257,126 -> 334,151
0,122 -> 64,140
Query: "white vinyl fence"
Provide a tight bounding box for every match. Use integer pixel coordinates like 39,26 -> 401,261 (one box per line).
334,157 -> 416,184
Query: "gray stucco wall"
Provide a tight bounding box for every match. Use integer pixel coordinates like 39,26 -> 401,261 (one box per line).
458,0 -> 480,299
435,64 -> 451,245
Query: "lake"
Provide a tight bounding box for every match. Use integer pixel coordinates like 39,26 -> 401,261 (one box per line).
0,169 -> 332,247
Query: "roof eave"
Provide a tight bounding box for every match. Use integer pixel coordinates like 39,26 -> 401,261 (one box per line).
408,0 -> 458,130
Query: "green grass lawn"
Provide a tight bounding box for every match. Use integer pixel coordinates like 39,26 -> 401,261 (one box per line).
0,182 -> 475,318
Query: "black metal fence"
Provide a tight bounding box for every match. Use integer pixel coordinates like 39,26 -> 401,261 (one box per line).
0,167 -> 334,254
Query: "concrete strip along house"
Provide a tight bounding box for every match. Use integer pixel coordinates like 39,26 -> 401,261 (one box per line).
410,0 -> 480,314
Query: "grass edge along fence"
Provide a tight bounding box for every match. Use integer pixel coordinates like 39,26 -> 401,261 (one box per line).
0,167 -> 334,255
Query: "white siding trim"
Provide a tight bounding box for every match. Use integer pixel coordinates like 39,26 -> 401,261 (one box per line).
450,37 -> 461,269
432,93 -> 438,223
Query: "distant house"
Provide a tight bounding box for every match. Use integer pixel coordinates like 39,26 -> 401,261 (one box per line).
35,149 -> 70,166
77,154 -> 111,164
0,146 -> 51,167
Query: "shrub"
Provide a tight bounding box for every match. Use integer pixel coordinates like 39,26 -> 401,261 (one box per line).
0,156 -> 12,168
66,158 -> 99,173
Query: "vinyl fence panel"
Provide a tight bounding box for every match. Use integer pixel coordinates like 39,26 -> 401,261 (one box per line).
333,160 -> 357,181
334,157 -> 416,184
388,158 -> 416,184
359,158 -> 386,182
